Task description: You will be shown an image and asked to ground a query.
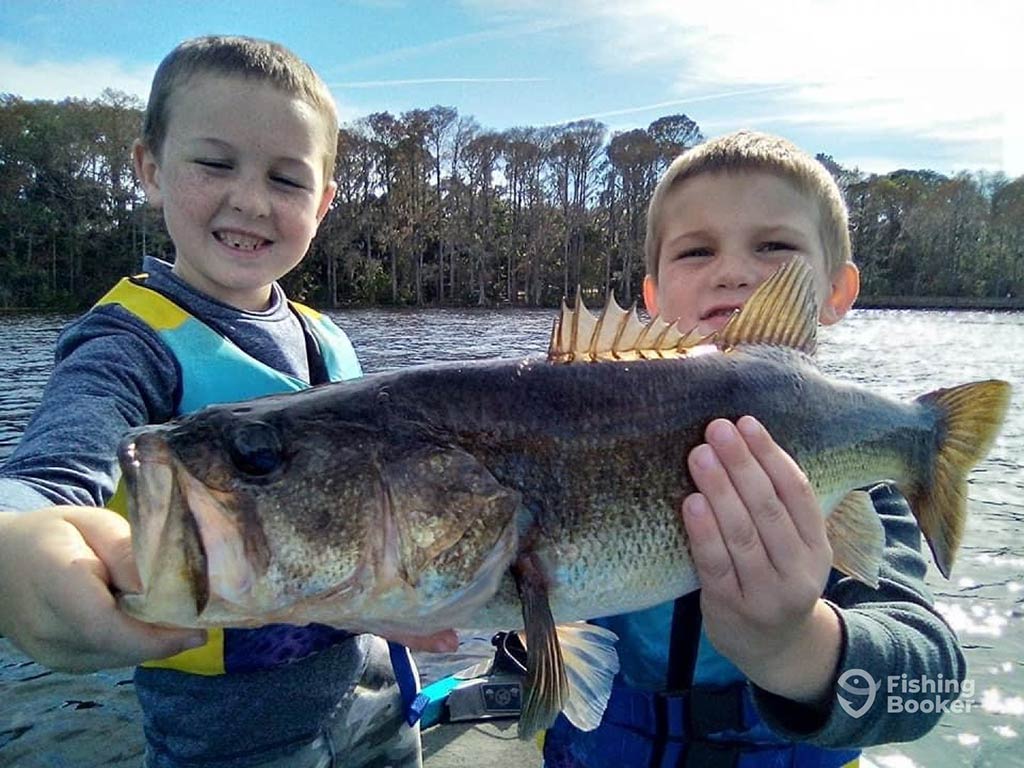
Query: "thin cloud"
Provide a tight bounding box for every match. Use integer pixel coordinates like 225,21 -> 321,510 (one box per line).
330,17 -> 570,75
474,0 -> 1022,174
333,77 -> 548,88
0,44 -> 153,101
551,84 -> 799,125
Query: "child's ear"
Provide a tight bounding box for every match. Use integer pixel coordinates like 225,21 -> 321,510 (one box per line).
315,180 -> 338,225
642,274 -> 660,316
133,140 -> 163,209
820,262 -> 860,325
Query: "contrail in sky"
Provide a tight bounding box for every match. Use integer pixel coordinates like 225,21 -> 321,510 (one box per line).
552,84 -> 799,125
332,77 -> 548,88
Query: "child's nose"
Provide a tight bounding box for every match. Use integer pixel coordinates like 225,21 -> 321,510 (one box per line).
227,177 -> 271,218
711,249 -> 758,289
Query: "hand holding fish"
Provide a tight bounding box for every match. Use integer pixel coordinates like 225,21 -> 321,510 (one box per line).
0,507 -> 206,672
386,628 -> 459,653
683,416 -> 841,706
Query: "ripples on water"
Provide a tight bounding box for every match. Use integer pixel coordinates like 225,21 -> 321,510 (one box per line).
0,307 -> 1022,767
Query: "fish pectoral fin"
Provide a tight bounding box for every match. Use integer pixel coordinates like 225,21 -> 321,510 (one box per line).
513,554 -> 569,739
826,490 -> 884,588
555,622 -> 620,732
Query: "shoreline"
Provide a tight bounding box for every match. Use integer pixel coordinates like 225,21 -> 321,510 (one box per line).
3,297 -> 1023,316
854,295 -> 1024,310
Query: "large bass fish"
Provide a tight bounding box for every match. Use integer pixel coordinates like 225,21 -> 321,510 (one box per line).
117,259 -> 1010,736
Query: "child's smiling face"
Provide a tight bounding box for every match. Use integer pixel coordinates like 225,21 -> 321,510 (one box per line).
644,170 -> 843,336
134,74 -> 336,311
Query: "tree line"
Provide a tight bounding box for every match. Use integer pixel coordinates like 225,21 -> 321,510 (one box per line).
1,90 -> 1022,311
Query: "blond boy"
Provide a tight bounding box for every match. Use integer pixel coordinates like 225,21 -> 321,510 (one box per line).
542,131 -> 965,768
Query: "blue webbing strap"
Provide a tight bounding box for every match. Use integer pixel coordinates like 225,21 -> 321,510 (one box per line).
386,642 -> 420,726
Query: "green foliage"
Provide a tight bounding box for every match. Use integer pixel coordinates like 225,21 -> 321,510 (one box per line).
1,93 -> 1021,309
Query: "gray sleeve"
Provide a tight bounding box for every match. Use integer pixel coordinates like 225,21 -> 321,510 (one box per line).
751,485 -> 966,747
0,306 -> 179,511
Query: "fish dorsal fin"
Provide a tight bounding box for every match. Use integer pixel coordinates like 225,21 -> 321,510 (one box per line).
548,258 -> 819,363
548,290 -> 703,363
718,258 -> 819,354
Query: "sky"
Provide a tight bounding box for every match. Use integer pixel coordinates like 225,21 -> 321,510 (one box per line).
1,0 -> 1021,178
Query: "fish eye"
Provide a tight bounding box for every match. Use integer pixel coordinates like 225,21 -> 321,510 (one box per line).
228,421 -> 285,476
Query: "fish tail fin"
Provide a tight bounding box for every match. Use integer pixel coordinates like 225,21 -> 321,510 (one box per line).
554,623 -> 620,733
912,380 -> 1011,577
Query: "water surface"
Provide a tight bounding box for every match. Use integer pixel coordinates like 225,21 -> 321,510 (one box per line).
0,307 -> 1021,767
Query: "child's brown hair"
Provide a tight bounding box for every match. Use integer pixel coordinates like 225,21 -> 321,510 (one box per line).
645,130 -> 851,279
141,35 -> 338,183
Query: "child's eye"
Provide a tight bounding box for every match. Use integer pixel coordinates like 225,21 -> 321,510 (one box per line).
758,241 -> 797,253
677,247 -> 712,260
195,159 -> 232,170
271,175 -> 307,190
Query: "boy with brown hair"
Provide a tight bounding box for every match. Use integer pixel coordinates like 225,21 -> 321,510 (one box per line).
542,130 -> 965,767
0,35 -> 452,767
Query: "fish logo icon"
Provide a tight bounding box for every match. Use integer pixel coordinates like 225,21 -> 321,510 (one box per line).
837,669 -> 878,719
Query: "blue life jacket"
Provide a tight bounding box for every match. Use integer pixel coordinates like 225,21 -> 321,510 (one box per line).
96,276 -> 418,684
543,589 -> 861,768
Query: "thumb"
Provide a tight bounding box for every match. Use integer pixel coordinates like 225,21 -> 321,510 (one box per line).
59,506 -> 143,593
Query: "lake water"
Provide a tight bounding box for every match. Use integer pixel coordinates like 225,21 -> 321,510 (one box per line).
0,307 -> 1021,767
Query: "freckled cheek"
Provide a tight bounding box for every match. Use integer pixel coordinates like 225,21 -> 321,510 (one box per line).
166,172 -> 222,221
654,276 -> 700,326
274,198 -> 325,242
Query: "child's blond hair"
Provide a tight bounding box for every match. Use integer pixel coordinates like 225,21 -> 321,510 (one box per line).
644,130 -> 851,279
141,35 -> 338,184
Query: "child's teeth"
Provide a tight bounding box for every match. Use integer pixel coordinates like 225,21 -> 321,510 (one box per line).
220,233 -> 263,250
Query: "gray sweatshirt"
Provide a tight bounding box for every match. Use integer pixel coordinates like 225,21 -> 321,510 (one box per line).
0,257 -> 376,765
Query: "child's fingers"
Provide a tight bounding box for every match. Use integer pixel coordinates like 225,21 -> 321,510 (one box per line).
703,419 -> 804,570
386,628 -> 459,653
734,416 -> 828,550
53,609 -> 207,672
690,425 -> 785,587
682,493 -> 740,598
5,508 -> 205,672
74,606 -> 207,672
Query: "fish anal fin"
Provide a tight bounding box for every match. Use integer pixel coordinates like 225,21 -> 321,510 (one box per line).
719,258 -> 819,354
513,553 -> 568,739
555,622 -> 619,732
912,380 -> 1011,577
826,490 -> 884,588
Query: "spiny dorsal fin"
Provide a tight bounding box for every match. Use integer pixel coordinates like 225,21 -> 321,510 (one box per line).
718,258 -> 819,354
548,290 -> 705,363
548,258 -> 819,363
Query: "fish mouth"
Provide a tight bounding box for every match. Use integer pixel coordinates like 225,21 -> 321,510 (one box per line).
117,431 -> 212,625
